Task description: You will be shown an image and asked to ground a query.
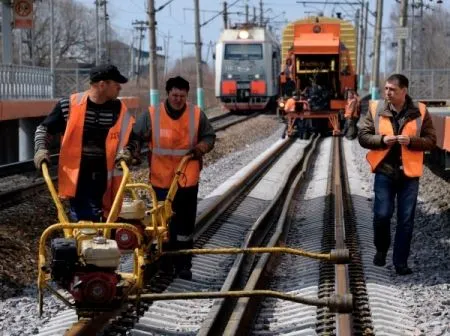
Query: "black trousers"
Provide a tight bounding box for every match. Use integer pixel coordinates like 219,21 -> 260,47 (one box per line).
154,185 -> 198,271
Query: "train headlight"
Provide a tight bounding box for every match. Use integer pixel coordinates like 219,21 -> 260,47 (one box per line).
238,30 -> 249,39
279,102 -> 285,108
227,74 -> 233,79
254,74 -> 260,79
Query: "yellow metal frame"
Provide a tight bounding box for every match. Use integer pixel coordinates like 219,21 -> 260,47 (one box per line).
37,156 -> 192,316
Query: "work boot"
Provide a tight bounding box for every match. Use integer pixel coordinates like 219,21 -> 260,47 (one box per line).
395,265 -> 413,276
158,256 -> 174,276
373,251 -> 386,267
177,268 -> 192,281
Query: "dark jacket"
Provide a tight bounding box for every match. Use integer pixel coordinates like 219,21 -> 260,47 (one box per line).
358,95 -> 436,178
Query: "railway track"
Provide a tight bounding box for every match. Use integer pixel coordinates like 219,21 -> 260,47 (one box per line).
0,111 -> 259,211
38,136 -> 334,335
34,136 -> 418,335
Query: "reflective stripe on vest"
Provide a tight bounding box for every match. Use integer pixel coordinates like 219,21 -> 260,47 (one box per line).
58,92 -> 134,217
366,100 -> 426,177
149,103 -> 201,188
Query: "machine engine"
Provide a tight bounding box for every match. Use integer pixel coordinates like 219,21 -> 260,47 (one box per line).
116,199 -> 148,250
50,235 -> 121,307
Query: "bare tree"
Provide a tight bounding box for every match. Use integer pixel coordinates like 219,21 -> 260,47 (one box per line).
15,0 -> 116,67
387,4 -> 450,71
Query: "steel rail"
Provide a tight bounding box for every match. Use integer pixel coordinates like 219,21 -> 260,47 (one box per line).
45,137 -> 294,336
195,135 -> 346,335
218,134 -> 325,335
332,136 -> 354,335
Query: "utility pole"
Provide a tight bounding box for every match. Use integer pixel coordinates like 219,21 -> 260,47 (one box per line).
132,20 -> 148,87
179,35 -> 184,75
223,2 -> 228,29
396,0 -> 408,73
2,1 -> 13,64
409,1 -> 415,72
359,1 -> 369,91
129,30 -> 136,79
103,0 -> 110,63
148,0 -> 159,107
253,7 -> 257,23
245,3 -> 249,24
194,0 -> 204,109
354,9 -> 360,77
50,0 -> 55,98
164,31 -> 172,79
371,0 -> 383,99
95,0 -> 100,65
259,0 -> 263,26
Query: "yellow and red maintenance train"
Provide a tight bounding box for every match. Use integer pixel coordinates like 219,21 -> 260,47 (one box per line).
277,16 -> 358,137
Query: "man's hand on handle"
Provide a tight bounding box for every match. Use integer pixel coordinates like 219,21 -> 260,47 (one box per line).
34,149 -> 50,170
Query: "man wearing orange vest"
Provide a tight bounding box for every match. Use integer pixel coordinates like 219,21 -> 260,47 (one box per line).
34,64 -> 134,222
358,74 -> 436,275
117,76 -> 216,280
343,89 -> 360,139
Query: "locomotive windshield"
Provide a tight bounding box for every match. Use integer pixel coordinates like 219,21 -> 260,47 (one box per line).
224,43 -> 263,60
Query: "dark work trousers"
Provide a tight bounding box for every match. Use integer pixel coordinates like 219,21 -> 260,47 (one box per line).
68,159 -> 107,222
373,173 -> 419,267
154,185 -> 198,272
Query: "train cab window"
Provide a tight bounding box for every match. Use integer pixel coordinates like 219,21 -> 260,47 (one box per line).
224,44 -> 263,60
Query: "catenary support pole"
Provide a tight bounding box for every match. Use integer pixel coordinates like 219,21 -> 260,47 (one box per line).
194,0 -> 204,109
148,0 -> 159,107
359,1 -> 369,91
370,0 -> 383,99
396,0 -> 408,73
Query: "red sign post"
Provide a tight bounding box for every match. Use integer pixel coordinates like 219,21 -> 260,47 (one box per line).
13,0 -> 33,29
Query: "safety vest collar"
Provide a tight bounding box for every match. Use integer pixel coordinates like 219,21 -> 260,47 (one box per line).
372,100 -> 423,137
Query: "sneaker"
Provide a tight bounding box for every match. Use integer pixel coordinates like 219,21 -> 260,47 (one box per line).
178,268 -> 192,281
395,265 -> 412,276
373,252 -> 386,267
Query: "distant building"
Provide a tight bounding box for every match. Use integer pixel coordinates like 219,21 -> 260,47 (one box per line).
130,47 -> 165,79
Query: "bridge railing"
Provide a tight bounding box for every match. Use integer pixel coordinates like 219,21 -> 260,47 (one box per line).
0,64 -> 52,99
404,69 -> 450,100
0,65 -> 91,99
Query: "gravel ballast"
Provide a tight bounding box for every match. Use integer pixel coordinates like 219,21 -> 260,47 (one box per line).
0,121 -> 448,335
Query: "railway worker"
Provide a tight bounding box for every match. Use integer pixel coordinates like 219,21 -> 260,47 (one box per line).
33,64 -> 133,222
358,74 -> 436,276
283,91 -> 310,139
343,89 -> 360,139
116,76 -> 216,281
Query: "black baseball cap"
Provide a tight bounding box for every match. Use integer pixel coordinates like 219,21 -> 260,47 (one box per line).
89,64 -> 128,84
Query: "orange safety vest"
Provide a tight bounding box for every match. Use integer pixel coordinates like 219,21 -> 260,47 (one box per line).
58,92 -> 135,215
149,102 -> 201,188
285,98 -> 296,112
366,100 -> 426,177
344,97 -> 358,119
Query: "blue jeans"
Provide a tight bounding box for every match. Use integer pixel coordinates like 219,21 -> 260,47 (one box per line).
373,173 -> 419,267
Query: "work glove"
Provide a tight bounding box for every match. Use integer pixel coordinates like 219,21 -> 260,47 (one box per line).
115,149 -> 133,168
34,149 -> 50,170
189,142 -> 210,160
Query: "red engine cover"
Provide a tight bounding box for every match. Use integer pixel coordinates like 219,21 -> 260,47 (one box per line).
71,272 -> 118,304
